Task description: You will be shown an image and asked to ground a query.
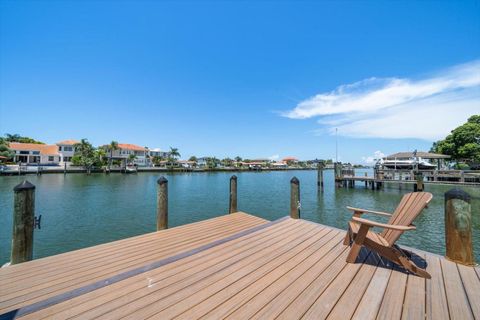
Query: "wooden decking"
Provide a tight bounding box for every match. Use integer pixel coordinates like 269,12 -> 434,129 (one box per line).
0,212 -> 478,319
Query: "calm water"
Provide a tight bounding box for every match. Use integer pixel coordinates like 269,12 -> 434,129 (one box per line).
1,170 -> 479,263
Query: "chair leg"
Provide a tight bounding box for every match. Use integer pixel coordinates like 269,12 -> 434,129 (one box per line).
343,228 -> 351,246
346,242 -> 362,263
346,224 -> 369,263
398,255 -> 431,279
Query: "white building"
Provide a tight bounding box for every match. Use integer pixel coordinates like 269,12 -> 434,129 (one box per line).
56,140 -> 79,164
110,143 -> 148,166
9,142 -> 61,165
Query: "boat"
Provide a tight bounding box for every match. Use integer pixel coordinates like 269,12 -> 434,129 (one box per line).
125,165 -> 138,173
382,158 -> 436,170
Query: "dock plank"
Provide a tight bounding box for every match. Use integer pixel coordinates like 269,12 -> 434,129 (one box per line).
401,254 -> 426,320
457,263 -> 480,318
199,232 -> 344,319
0,212 -> 477,320
425,254 -> 450,320
441,258 -> 474,320
351,257 -> 393,320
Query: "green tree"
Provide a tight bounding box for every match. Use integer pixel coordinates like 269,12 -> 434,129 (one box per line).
234,156 -> 242,162
4,134 -> 44,144
128,154 -> 137,165
221,157 -> 233,167
107,141 -> 119,169
73,139 -> 96,173
94,148 -> 108,167
431,115 -> 480,163
152,155 -> 165,166
188,156 -> 198,162
0,139 -> 14,160
169,147 -> 180,159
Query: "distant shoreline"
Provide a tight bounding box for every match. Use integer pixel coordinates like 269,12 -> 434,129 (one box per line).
0,166 -> 335,176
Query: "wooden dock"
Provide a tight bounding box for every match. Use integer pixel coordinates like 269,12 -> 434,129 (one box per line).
1,212 -> 479,319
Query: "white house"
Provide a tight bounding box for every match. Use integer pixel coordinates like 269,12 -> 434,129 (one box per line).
56,140 -> 79,164
148,148 -> 169,158
9,142 -> 61,165
196,157 -> 210,168
109,143 -> 148,166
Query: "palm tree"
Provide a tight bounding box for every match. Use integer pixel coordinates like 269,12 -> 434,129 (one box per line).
107,141 -> 119,170
73,139 -> 95,174
5,133 -> 21,142
128,154 -> 137,165
95,148 -> 107,167
169,147 -> 180,159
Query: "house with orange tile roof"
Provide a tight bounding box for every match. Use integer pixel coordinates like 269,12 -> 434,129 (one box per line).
56,140 -> 80,164
108,143 -> 148,166
9,142 -> 61,165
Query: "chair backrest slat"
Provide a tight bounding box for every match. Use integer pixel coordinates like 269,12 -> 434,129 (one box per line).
381,192 -> 433,246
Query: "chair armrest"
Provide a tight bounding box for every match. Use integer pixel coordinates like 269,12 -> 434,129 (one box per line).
351,216 -> 416,231
346,206 -> 392,217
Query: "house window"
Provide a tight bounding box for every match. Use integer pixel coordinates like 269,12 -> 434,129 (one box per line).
64,146 -> 73,151
32,151 -> 40,155
20,151 -> 29,155
48,156 -> 54,161
58,146 -> 63,151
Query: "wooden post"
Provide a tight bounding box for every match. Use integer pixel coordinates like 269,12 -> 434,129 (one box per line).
156,176 -> 168,230
317,163 -> 324,192
364,172 -> 368,188
11,180 -> 35,265
229,175 -> 238,213
414,172 -> 424,192
64,161 -> 67,175
290,177 -> 300,219
460,171 -> 465,183
445,189 -> 474,265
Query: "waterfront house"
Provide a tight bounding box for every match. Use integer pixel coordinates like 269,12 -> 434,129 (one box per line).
383,151 -> 451,169
56,139 -> 79,164
107,143 -> 148,166
196,157 -> 209,168
147,148 -> 170,167
272,161 -> 288,168
8,142 -> 61,165
148,148 -> 169,159
282,156 -> 299,165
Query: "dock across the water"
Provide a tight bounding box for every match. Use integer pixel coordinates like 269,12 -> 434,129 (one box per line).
1,212 -> 478,319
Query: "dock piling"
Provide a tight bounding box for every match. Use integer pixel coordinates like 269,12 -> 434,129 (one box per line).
229,175 -> 238,213
290,177 -> 300,219
414,172 -> 424,192
11,180 -> 36,265
317,163 -> 324,192
156,176 -> 168,230
445,189 -> 474,265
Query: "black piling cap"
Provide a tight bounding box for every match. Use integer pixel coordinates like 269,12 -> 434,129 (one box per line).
157,176 -> 168,185
230,175 -> 237,180
290,177 -> 300,185
445,188 -> 470,202
13,180 -> 35,192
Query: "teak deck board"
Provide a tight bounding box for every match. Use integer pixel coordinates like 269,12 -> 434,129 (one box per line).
0,212 -> 478,320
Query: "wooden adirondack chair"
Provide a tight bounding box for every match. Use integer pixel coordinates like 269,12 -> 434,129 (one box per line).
344,192 -> 433,279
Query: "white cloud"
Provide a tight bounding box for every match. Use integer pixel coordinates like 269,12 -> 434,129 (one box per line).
362,151 -> 385,164
282,60 -> 480,140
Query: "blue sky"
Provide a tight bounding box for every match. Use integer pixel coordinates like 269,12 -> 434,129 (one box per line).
1,1 -> 479,163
